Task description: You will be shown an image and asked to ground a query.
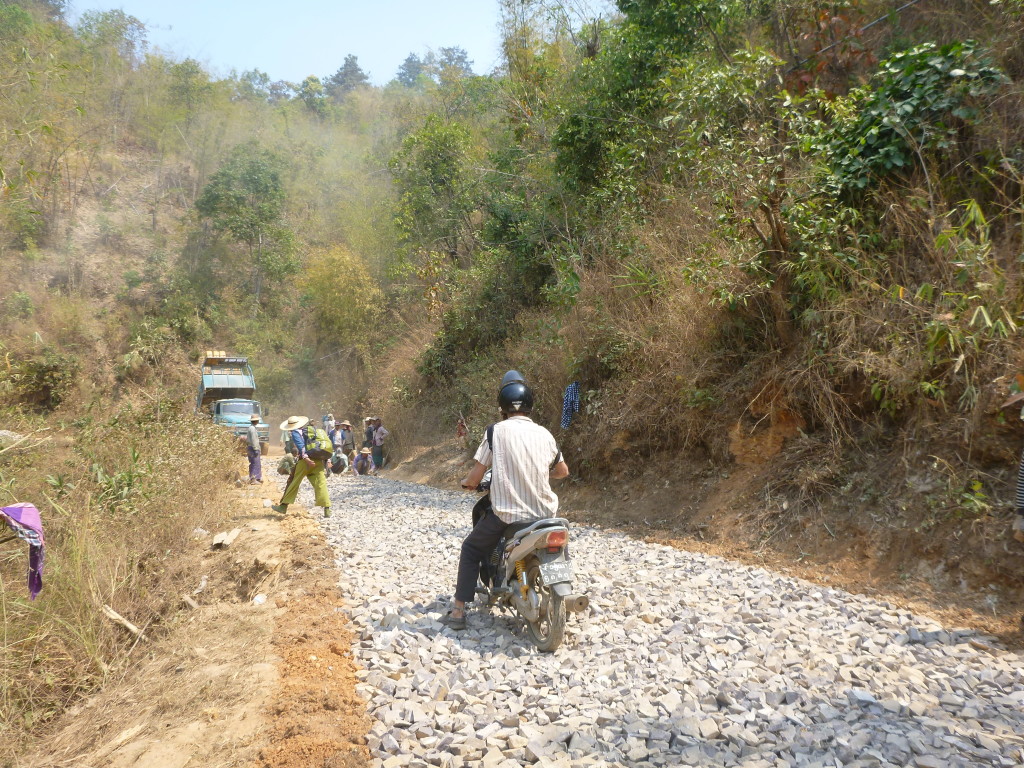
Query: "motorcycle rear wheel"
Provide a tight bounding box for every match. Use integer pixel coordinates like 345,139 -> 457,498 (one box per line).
524,562 -> 566,652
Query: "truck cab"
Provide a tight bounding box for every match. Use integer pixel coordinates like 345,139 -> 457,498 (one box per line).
196,352 -> 270,454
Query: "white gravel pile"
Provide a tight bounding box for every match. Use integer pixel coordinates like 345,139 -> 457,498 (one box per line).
286,473 -> 1024,768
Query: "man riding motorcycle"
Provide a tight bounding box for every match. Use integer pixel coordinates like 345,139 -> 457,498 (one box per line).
444,371 -> 570,631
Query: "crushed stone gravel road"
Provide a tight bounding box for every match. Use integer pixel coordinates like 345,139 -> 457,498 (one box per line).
284,472 -> 1024,768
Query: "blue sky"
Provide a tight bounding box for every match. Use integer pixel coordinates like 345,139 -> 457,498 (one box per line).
69,0 -> 510,85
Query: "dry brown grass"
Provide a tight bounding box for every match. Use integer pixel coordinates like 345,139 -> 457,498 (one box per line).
503,198 -> 753,473
0,391 -> 237,758
13,492 -> 371,768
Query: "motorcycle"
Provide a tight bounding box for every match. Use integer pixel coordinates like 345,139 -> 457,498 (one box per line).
472,470 -> 589,652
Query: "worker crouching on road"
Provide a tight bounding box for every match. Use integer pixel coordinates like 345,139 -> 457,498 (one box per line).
272,415 -> 332,518
277,453 -> 296,476
329,447 -> 349,475
351,447 -> 376,476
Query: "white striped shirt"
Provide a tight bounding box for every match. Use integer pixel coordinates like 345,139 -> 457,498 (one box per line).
474,416 -> 563,524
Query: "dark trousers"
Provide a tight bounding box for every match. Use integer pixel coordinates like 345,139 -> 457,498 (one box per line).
455,511 -> 507,603
246,446 -> 262,481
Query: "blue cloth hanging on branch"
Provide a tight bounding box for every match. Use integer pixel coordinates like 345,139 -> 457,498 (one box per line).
560,381 -> 580,429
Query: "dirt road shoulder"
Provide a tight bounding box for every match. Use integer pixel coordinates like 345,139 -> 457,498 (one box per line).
23,481 -> 369,768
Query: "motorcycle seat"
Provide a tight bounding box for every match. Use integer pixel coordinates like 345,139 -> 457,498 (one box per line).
504,517 -> 569,541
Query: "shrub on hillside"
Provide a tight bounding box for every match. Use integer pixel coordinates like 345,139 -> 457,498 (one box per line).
0,346 -> 80,411
3,291 -> 35,319
417,245 -> 553,385
826,41 -> 1006,191
1,198 -> 47,252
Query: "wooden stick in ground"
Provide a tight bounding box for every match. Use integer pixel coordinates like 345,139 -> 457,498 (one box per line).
102,605 -> 148,641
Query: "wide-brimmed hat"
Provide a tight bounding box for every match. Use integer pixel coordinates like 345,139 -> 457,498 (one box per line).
359,447 -> 372,455
249,414 -> 260,422
280,415 -> 310,431
339,420 -> 352,427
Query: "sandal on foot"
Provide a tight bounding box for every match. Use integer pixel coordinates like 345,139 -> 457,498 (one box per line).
441,612 -> 467,631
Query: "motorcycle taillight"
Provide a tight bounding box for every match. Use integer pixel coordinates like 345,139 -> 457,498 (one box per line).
544,530 -> 567,548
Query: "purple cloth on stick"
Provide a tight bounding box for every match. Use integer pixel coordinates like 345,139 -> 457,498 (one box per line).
1,503 -> 45,599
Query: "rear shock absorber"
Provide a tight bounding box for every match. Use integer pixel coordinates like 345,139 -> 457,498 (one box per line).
516,559 -> 528,598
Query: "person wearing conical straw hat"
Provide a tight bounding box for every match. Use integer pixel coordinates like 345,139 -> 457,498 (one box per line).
336,419 -> 356,457
272,415 -> 331,517
351,447 -> 376,476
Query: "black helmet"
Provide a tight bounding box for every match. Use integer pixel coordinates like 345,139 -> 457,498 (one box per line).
498,370 -> 533,415
501,370 -> 526,388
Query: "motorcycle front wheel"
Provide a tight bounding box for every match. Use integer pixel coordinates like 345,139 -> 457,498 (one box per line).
525,561 -> 566,652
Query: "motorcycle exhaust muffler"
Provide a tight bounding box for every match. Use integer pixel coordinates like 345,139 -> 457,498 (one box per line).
565,594 -> 589,613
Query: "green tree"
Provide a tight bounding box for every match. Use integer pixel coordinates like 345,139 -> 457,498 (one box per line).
0,3 -> 34,41
76,8 -> 147,66
232,68 -> 272,101
826,41 -> 1006,192
436,46 -> 475,81
388,115 -> 477,266
395,52 -> 425,86
554,0 -> 740,192
8,0 -> 66,21
268,79 -> 295,102
169,58 -> 213,125
302,247 -> 383,350
326,54 -> 369,100
298,74 -> 328,116
195,142 -> 297,309
411,46 -> 477,87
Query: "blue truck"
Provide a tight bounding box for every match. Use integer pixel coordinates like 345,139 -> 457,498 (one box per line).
196,351 -> 270,454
